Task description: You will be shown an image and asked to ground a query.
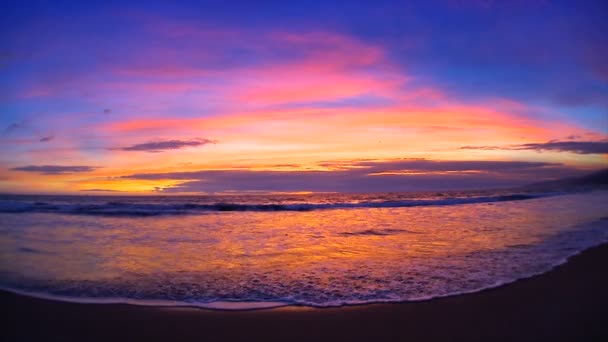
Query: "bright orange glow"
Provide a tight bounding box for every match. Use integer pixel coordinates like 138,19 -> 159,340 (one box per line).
2,27 -> 606,194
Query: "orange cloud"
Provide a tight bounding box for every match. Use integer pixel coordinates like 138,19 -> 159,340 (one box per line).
5,24 -> 607,194
101,103 -> 594,165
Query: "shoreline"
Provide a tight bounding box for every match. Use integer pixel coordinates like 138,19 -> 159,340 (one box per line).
2,233 -> 606,312
0,246 -> 599,312
4,243 -> 608,341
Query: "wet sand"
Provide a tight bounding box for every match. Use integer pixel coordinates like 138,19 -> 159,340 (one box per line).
3,243 -> 608,341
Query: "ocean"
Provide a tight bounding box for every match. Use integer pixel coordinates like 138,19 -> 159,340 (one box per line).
0,189 -> 607,310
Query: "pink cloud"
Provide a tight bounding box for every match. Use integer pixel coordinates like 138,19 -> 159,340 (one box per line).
16,25 -> 404,109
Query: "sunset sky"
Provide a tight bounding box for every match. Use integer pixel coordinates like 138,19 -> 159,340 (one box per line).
1,0 -> 606,194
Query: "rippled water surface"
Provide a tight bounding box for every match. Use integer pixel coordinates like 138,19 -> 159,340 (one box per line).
0,190 -> 606,308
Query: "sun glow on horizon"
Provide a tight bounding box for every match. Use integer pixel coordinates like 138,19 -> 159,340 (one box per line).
1,2 -> 606,194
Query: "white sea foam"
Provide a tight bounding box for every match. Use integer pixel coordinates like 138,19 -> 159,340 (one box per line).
0,191 -> 606,310
0,191 -> 558,216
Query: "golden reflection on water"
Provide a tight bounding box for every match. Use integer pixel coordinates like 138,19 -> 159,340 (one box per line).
1,192 -> 606,286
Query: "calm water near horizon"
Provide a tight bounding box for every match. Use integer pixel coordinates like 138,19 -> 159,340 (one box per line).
1,190 -> 607,309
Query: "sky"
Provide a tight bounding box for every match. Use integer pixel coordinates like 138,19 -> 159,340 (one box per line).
1,0 -> 607,194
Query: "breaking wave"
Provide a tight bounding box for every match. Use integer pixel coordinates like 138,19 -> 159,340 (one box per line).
0,193 -> 554,216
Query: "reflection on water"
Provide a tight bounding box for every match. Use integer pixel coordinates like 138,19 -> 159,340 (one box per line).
0,191 -> 607,307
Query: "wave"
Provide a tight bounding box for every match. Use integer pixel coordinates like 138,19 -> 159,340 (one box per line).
0,193 -> 555,216
2,238 -> 606,311
1,202 -> 606,311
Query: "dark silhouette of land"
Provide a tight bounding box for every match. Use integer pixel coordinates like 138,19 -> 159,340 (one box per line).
525,168 -> 608,191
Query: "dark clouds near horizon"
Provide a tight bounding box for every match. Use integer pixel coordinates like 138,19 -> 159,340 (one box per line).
121,159 -> 590,193
120,138 -> 217,152
461,140 -> 608,155
516,140 -> 608,154
10,165 -> 99,175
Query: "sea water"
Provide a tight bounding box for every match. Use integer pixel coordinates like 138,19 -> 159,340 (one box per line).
0,190 -> 606,309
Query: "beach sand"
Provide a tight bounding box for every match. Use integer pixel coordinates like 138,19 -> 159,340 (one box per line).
4,243 -> 608,342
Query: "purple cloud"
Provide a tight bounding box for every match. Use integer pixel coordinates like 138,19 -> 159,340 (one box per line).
120,159 -> 586,193
10,165 -> 99,175
3,123 -> 21,135
461,140 -> 608,154
515,140 -> 608,154
80,188 -> 122,192
120,138 -> 217,152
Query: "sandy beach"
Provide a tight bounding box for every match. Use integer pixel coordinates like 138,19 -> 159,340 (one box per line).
3,243 -> 607,342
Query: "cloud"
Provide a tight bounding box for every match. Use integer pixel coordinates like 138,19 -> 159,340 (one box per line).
458,145 -> 502,151
39,135 -> 54,142
103,109 -> 112,114
515,140 -> 608,154
3,123 -> 21,135
120,138 -> 217,152
79,188 -> 122,192
461,140 -> 608,154
120,159 -> 584,193
10,165 -> 99,175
